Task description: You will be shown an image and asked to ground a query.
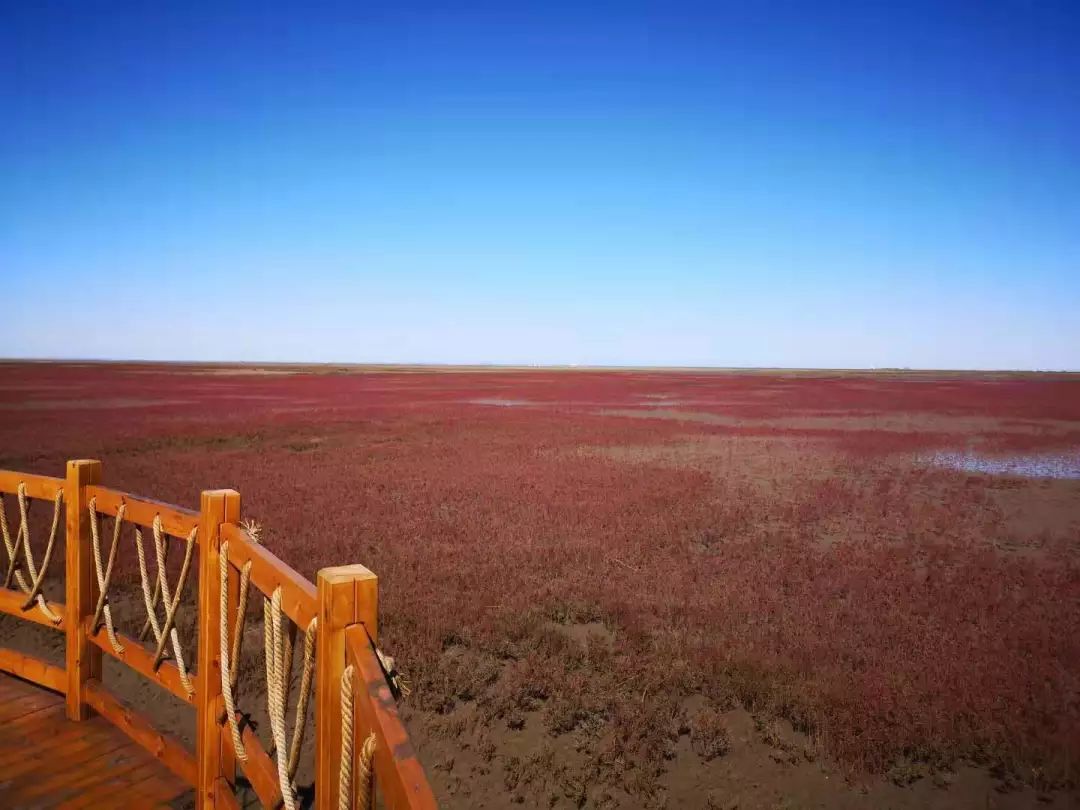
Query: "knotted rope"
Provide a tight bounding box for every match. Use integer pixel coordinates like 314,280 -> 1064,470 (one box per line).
264,586 -> 317,810
89,498 -> 126,652
135,515 -> 197,696
1,484 -> 64,624
375,647 -> 412,698
338,664 -> 376,810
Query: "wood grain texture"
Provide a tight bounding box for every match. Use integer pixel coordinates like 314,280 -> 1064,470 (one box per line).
85,678 -> 198,786
66,458 -> 102,720
0,585 -> 65,630
195,489 -> 240,810
0,672 -> 189,807
0,647 -> 67,692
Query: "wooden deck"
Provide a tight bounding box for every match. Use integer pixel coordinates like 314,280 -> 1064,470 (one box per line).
0,673 -> 189,809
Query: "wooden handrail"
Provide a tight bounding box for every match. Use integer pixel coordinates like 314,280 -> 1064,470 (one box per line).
220,522 -> 318,627
346,625 -> 438,810
84,484 -> 200,539
0,460 -> 435,809
0,469 -> 64,499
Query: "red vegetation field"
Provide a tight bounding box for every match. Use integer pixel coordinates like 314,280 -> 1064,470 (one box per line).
2,362 -> 1079,808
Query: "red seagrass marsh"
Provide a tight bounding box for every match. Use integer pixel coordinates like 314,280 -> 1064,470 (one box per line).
2,361 -> 1079,809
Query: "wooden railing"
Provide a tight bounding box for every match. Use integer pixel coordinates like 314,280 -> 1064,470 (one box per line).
0,460 -> 436,809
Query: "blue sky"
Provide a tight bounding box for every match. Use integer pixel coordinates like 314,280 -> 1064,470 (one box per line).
2,1 -> 1077,369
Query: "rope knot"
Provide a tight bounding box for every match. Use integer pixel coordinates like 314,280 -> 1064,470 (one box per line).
376,647 -> 412,698
241,518 -> 262,543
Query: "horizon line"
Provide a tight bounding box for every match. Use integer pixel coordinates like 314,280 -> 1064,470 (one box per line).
2,357 -> 1078,375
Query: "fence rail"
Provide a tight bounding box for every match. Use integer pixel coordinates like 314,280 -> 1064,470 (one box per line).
0,459 -> 436,809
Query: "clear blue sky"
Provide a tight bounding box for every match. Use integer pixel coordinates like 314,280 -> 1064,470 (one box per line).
2,1 -> 1077,369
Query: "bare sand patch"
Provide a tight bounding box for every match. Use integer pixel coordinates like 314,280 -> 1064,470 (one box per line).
987,477 -> 1080,547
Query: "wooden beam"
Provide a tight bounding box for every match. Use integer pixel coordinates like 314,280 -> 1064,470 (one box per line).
65,458 -> 102,720
84,485 -> 199,539
220,522 -> 318,627
86,621 -> 196,704
347,628 -> 437,810
0,647 -> 67,693
0,470 -> 64,500
0,586 -> 65,631
84,679 -> 197,787
221,710 -> 283,809
195,489 -> 240,810
215,777 -> 243,810
315,564 -> 378,810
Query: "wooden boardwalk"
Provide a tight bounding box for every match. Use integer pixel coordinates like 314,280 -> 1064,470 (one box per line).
0,674 -> 189,809
0,461 -> 435,810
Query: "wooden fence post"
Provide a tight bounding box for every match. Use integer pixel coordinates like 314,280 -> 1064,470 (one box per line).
221,525 -> 240,793
195,489 -> 240,809
315,564 -> 378,810
64,459 -> 102,721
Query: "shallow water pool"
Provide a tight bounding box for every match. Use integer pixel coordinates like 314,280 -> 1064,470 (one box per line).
922,450 -> 1080,479
468,398 -> 534,407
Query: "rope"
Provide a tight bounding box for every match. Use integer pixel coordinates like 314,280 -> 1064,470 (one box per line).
89,498 -> 125,653
135,525 -> 164,641
288,616 -> 317,777
137,535 -> 167,642
0,484 -> 64,623
150,517 -> 196,692
231,551 -> 253,689
375,647 -> 412,698
219,539 -> 254,761
264,586 -> 317,810
357,732 -> 376,809
338,664 -> 376,810
135,515 -> 197,696
229,520 -> 260,692
222,524 -> 320,801
339,665 -> 354,810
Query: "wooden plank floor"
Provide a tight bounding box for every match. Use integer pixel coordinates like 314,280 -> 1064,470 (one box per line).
0,673 -> 190,808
